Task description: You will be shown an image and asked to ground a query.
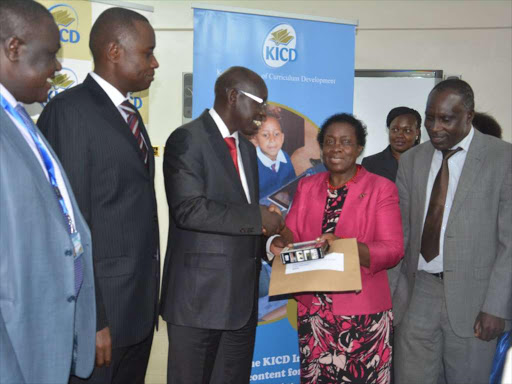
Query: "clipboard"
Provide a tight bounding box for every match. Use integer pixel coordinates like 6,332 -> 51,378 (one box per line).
269,238 -> 362,296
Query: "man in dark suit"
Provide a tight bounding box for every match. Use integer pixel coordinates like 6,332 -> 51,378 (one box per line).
160,66 -> 284,384
38,8 -> 160,384
1,1 -> 96,382
391,79 -> 511,383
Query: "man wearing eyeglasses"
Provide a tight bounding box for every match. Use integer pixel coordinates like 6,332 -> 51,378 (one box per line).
160,66 -> 284,384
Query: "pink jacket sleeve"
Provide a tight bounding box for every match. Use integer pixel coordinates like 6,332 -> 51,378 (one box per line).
365,181 -> 404,275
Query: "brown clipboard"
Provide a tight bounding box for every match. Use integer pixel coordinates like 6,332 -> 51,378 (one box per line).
269,238 -> 362,296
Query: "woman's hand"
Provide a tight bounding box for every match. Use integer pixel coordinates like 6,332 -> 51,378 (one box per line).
357,242 -> 370,268
268,204 -> 282,216
317,233 -> 340,246
317,234 -> 371,268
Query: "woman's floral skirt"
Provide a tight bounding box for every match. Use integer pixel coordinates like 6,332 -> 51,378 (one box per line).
297,294 -> 393,384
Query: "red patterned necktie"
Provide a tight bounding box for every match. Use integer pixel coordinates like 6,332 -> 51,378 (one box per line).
120,100 -> 148,167
420,147 -> 462,262
224,137 -> 240,177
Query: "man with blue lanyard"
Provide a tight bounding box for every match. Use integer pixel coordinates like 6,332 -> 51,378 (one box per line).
0,1 -> 96,383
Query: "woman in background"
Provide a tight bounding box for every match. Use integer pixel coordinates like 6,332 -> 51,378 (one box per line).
271,113 -> 403,384
362,106 -> 421,182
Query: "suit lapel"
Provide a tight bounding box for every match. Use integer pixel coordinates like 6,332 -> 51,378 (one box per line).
414,145 -> 435,221
202,112 -> 247,201
309,173 -> 328,237
239,137 -> 257,203
446,132 -> 484,227
1,109 -> 69,232
84,75 -> 150,178
136,111 -> 155,179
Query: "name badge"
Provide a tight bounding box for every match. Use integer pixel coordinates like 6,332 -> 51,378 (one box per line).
71,232 -> 84,258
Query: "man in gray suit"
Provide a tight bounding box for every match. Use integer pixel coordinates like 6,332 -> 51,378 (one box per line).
0,1 -> 96,383
392,79 -> 511,383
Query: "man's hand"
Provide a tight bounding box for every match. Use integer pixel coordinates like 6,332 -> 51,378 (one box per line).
474,311 -> 505,341
96,326 -> 112,367
270,236 -> 287,256
260,205 -> 285,236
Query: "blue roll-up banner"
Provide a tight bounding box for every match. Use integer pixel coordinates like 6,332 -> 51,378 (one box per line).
193,7 -> 356,383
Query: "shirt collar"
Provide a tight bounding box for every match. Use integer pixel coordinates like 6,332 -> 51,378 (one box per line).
0,83 -> 18,108
432,127 -> 474,156
256,146 -> 287,167
454,126 -> 474,152
209,108 -> 239,142
89,72 -> 128,107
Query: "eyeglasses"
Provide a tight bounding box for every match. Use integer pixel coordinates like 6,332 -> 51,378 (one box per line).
229,88 -> 267,108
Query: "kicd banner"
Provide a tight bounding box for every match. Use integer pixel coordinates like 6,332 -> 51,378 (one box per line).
193,7 -> 356,383
34,1 -> 151,124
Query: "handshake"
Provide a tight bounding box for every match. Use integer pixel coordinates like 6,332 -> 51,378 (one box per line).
259,205 -> 285,236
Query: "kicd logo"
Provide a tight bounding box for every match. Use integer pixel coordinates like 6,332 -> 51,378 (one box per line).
129,95 -> 143,110
43,67 -> 78,106
262,24 -> 297,68
49,4 -> 80,44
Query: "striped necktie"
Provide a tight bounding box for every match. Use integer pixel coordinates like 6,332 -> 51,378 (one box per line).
120,100 -> 149,167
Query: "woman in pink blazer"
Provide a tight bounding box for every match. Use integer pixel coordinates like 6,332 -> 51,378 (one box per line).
272,113 -> 403,384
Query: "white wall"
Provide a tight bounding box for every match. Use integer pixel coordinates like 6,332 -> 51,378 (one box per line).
145,0 -> 512,144
146,0 -> 512,284
130,2 -> 511,381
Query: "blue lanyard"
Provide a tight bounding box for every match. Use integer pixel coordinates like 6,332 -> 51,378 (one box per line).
1,97 -> 75,234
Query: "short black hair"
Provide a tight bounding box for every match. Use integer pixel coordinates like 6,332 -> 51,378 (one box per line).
317,113 -> 367,149
472,112 -> 502,139
214,66 -> 264,100
386,106 -> 422,129
0,0 -> 53,42
89,7 -> 149,61
431,78 -> 475,111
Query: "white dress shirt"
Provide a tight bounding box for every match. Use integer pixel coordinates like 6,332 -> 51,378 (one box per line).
418,127 -> 475,273
89,72 -> 128,121
209,108 -> 251,203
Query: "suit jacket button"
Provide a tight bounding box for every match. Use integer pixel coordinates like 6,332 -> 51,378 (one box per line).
65,249 -> 73,256
67,295 -> 76,302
